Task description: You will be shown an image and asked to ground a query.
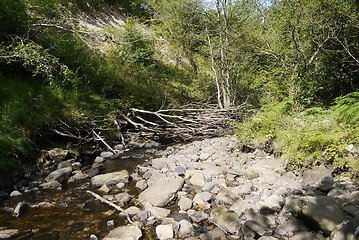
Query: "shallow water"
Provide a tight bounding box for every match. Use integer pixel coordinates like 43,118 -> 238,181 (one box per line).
0,149 -> 154,240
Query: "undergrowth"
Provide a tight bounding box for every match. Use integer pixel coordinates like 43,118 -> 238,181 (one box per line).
235,93 -> 359,178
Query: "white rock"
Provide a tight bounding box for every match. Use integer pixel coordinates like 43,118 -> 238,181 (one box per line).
156,224 -> 173,240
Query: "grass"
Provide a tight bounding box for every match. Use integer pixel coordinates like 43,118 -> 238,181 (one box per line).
235,94 -> 359,178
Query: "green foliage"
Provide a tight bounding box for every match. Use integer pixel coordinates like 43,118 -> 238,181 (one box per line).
235,96 -> 359,177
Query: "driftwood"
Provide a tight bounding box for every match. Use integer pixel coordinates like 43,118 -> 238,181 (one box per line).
116,105 -> 249,142
86,190 -> 133,223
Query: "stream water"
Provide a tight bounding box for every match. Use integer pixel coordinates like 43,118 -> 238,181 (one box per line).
0,149 -> 158,240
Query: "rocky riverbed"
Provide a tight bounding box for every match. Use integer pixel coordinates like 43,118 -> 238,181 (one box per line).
1,136 -> 359,239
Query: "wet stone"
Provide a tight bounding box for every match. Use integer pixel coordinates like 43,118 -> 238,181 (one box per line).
135,180 -> 148,191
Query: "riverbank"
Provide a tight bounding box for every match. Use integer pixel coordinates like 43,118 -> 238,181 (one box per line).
1,136 -> 359,239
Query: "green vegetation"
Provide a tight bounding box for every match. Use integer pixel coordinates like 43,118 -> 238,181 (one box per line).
0,0 -> 358,177
235,93 -> 359,177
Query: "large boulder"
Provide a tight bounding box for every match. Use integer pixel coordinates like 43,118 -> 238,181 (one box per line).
90,170 -> 129,187
45,167 -> 72,183
48,148 -> 69,160
138,176 -> 184,207
210,206 -> 241,234
103,224 -> 142,240
285,196 -> 345,235
330,218 -> 359,240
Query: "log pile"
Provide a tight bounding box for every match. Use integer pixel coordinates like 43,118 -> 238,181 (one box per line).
118,105 -> 248,142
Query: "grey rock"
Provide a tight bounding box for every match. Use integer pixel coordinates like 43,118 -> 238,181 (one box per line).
202,179 -> 226,192
211,206 -> 241,234
179,220 -> 194,238
116,182 -> 125,189
39,180 -> 62,189
98,184 -> 110,194
178,197 -> 193,211
343,204 -> 359,217
199,227 -> 226,240
216,187 -> 238,205
138,176 -> 184,207
193,192 -> 212,205
156,224 -> 173,240
187,209 -> 209,222
175,166 -> 186,176
45,166 -> 72,183
135,180 -> 148,191
67,170 -> 88,183
57,160 -> 73,169
189,173 -> 207,187
143,171 -> 152,180
120,206 -> 141,217
136,210 -> 149,221
288,232 -> 321,240
89,234 -> 99,240
301,166 -> 332,187
9,191 -> 22,197
0,227 -> 19,239
115,192 -> 131,207
330,218 -> 359,240
91,170 -> 129,187
94,157 -> 104,163
107,220 -> 115,229
114,144 -> 125,151
244,221 -> 272,236
256,194 -> 285,212
144,202 -> 170,219
162,218 -> 180,232
103,224 -> 142,240
285,196 -> 345,235
71,161 -> 81,169
100,151 -> 114,159
13,202 -> 29,217
145,140 -> 161,148
48,148 -> 68,160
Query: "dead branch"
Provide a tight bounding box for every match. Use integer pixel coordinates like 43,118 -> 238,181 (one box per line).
86,190 -> 133,223
92,131 -> 117,154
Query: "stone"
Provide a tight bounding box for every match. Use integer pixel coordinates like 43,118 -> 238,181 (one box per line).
91,170 -> 129,187
256,194 -> 285,212
89,234 -> 99,240
189,173 -> 207,187
115,192 -> 131,207
285,196 -> 345,235
199,227 -> 226,240
288,232 -> 321,240
128,140 -> 145,149
135,180 -> 148,191
57,160 -> 73,169
67,170 -> 88,183
175,166 -> 186,176
187,209 -> 209,222
48,148 -> 68,160
94,157 -> 104,163
162,218 -> 180,232
45,166 -> 72,183
107,220 -> 115,229
136,211 -> 149,221
193,192 -> 212,205
143,171 -> 152,180
10,191 -> 22,197
301,166 -> 332,187
144,202 -> 170,219
114,144 -> 125,151
211,206 -> 241,234
103,224 -> 142,240
202,179 -> 226,192
145,141 -> 161,148
39,180 -> 62,189
156,224 -> 174,240
179,220 -> 194,238
13,202 -> 29,217
230,199 -> 252,217
244,221 -> 272,236
98,185 -> 110,194
178,197 -> 193,211
216,187 -> 238,205
0,227 -> 19,239
120,206 -> 141,217
343,204 -> 359,217
138,176 -> 184,207
330,218 -> 359,240
116,182 -> 125,189
100,151 -> 114,159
